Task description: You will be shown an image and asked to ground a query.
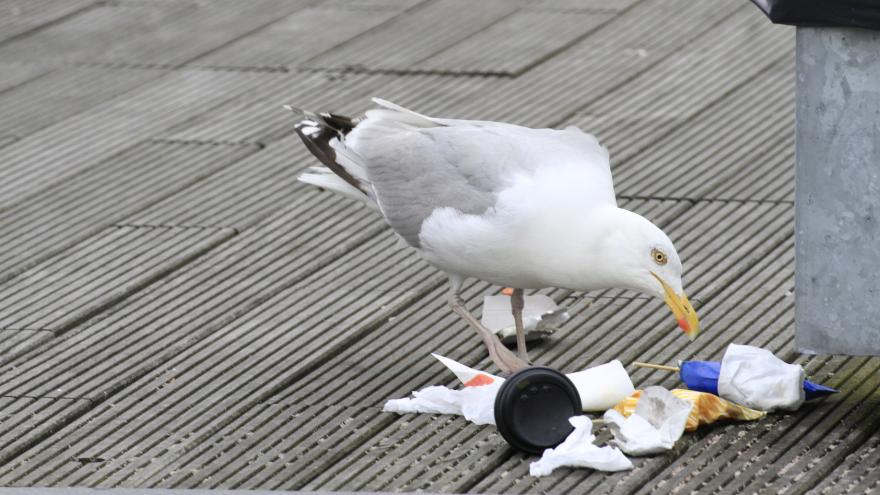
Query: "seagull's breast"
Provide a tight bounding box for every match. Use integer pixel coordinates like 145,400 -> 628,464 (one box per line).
417,164 -> 615,289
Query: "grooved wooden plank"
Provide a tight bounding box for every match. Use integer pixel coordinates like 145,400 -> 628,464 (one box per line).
807,431 -> 880,494
303,0 -> 522,72
157,71 -> 379,145
0,0 -> 314,66
0,186 -> 400,471
434,0 -> 746,126
0,141 -> 258,283
192,3 -> 419,70
412,8 -> 614,75
0,67 -> 166,141
0,0 -> 96,44
119,137 -> 323,229
0,397 -> 90,470
0,0 -> 873,492
0,70 -> 265,211
0,63 -> 53,93
0,225 -> 236,334
561,7 -> 796,201
0,330 -> 52,358
610,60 -> 796,203
33,198 -> 797,492
158,71 -> 495,146
0,224 -> 445,486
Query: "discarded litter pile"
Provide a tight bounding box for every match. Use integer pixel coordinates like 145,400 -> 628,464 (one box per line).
383,344 -> 837,476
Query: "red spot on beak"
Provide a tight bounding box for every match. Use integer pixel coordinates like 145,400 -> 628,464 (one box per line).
678,318 -> 690,333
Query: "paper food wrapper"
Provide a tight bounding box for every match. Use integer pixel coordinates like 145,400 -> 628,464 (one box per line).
603,386 -> 692,455
718,344 -> 806,411
612,388 -> 766,431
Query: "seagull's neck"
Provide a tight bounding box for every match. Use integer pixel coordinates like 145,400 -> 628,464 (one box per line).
532,206 -> 646,292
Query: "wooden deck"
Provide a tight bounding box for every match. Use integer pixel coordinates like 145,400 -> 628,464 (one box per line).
0,0 -> 877,493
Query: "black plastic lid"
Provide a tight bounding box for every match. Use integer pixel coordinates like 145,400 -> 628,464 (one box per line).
494,366 -> 582,455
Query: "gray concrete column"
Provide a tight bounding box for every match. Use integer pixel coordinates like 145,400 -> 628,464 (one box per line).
796,27 -> 880,354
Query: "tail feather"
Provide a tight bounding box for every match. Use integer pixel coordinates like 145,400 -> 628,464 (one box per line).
286,106 -> 370,200
289,99 -> 437,209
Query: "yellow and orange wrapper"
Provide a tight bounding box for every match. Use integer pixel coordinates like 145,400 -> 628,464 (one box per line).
611,389 -> 765,431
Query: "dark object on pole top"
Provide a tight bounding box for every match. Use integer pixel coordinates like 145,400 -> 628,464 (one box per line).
494,367 -> 582,455
751,0 -> 880,30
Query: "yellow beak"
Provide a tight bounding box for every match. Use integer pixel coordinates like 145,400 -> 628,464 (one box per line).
651,272 -> 700,341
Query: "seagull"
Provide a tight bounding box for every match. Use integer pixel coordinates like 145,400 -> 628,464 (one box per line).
287,99 -> 700,374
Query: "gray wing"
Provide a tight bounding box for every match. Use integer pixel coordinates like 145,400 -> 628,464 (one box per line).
343,103 -> 613,247
354,125 -> 524,246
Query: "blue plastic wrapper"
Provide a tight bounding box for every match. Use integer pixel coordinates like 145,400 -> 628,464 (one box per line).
679,360 -> 838,400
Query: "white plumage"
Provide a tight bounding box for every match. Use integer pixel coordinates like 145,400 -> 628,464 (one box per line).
290,98 -> 699,373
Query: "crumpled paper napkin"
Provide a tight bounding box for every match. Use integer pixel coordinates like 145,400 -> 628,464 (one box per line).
383,382 -> 502,425
382,355 -> 503,425
603,386 -> 692,455
718,344 -> 805,411
529,416 -> 632,476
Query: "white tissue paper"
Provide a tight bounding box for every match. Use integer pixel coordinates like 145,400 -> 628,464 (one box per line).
529,416 -> 632,476
382,354 -> 503,425
567,360 -> 635,411
603,386 -> 691,455
717,344 -> 805,411
383,382 -> 502,425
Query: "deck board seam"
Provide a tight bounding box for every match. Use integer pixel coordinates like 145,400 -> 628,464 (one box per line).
546,2 -> 753,129
0,228 -> 238,364
0,1 -> 102,48
0,225 -> 402,470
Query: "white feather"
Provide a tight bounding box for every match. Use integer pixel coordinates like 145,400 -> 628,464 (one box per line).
298,171 -> 376,208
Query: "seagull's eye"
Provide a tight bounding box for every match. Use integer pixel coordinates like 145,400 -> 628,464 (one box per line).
651,248 -> 668,266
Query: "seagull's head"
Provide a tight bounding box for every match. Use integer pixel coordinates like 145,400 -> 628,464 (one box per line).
602,208 -> 700,341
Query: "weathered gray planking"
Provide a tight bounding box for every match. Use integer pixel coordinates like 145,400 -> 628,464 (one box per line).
303,0 -> 521,72
0,0 -> 314,67
157,71 -> 380,145
0,141 -> 257,283
410,8 -> 615,75
0,225 -> 235,339
563,8 -> 795,201
0,67 -> 167,141
191,3 -> 421,70
14,197 -> 798,491
96,198 -> 801,493
0,0 -> 96,44
0,63 -> 54,95
0,0 -> 875,492
0,69 -> 266,211
610,61 -> 796,203
808,430 -> 880,494
0,330 -> 52,358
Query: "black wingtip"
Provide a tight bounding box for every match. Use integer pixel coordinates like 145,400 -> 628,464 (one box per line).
288,107 -> 366,195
